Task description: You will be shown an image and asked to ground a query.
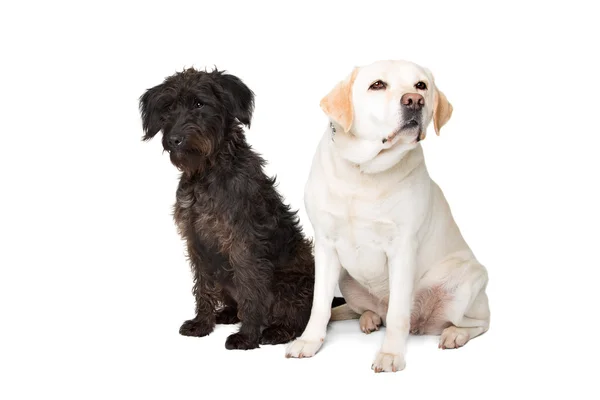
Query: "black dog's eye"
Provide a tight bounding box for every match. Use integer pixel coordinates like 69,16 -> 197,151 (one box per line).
369,80 -> 387,90
415,81 -> 427,90
195,99 -> 204,109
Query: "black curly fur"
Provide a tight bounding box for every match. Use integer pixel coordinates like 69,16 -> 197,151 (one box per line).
139,68 -> 342,350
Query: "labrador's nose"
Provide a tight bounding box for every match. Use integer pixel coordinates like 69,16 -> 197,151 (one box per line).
401,93 -> 425,111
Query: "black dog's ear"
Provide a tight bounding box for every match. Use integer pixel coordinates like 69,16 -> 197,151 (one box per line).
139,83 -> 165,140
218,74 -> 255,127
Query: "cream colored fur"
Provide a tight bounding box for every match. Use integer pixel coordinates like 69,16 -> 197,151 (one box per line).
286,60 -> 490,373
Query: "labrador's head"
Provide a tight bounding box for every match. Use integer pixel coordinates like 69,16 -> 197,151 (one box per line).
320,60 -> 452,166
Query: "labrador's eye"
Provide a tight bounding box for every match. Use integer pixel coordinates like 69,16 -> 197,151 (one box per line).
369,80 -> 387,90
415,81 -> 427,90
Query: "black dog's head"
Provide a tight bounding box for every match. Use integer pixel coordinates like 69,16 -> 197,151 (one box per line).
139,68 -> 255,173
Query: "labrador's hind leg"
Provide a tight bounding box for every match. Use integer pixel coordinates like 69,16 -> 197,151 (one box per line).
439,263 -> 490,349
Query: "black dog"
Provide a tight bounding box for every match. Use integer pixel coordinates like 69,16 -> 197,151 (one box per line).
139,68 -> 341,350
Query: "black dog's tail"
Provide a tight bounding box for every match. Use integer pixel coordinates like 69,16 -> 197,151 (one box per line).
330,297 -> 360,321
331,297 -> 346,308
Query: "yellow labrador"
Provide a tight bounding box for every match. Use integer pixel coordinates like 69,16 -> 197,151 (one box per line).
286,60 -> 490,372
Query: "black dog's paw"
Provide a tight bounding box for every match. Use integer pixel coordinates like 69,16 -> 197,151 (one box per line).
179,318 -> 214,337
225,333 -> 259,350
260,326 -> 295,345
215,308 -> 240,325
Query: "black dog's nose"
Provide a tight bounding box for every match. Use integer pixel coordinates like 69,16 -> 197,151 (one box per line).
166,135 -> 183,148
401,93 -> 425,111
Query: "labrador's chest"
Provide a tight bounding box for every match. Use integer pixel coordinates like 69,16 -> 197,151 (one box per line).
308,174 -> 408,293
307,140 -> 432,295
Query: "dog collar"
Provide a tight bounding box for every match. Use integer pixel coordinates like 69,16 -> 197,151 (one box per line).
330,121 -> 336,141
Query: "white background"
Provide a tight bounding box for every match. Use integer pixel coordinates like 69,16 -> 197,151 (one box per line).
1,1 -> 599,399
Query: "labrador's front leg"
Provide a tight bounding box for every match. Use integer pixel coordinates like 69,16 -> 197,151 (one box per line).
372,238 -> 417,372
286,238 -> 341,358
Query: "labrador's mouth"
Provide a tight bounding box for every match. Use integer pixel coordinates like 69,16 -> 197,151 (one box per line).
382,120 -> 421,144
401,119 -> 420,130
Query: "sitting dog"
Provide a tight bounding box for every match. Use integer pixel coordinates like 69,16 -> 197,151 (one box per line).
139,68 -> 326,350
286,60 -> 490,371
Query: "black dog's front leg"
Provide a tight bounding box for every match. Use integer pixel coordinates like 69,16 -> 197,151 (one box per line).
224,251 -> 272,350
179,257 -> 219,337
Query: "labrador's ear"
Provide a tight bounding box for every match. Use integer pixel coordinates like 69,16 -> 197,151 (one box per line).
433,88 -> 453,135
319,67 -> 359,133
